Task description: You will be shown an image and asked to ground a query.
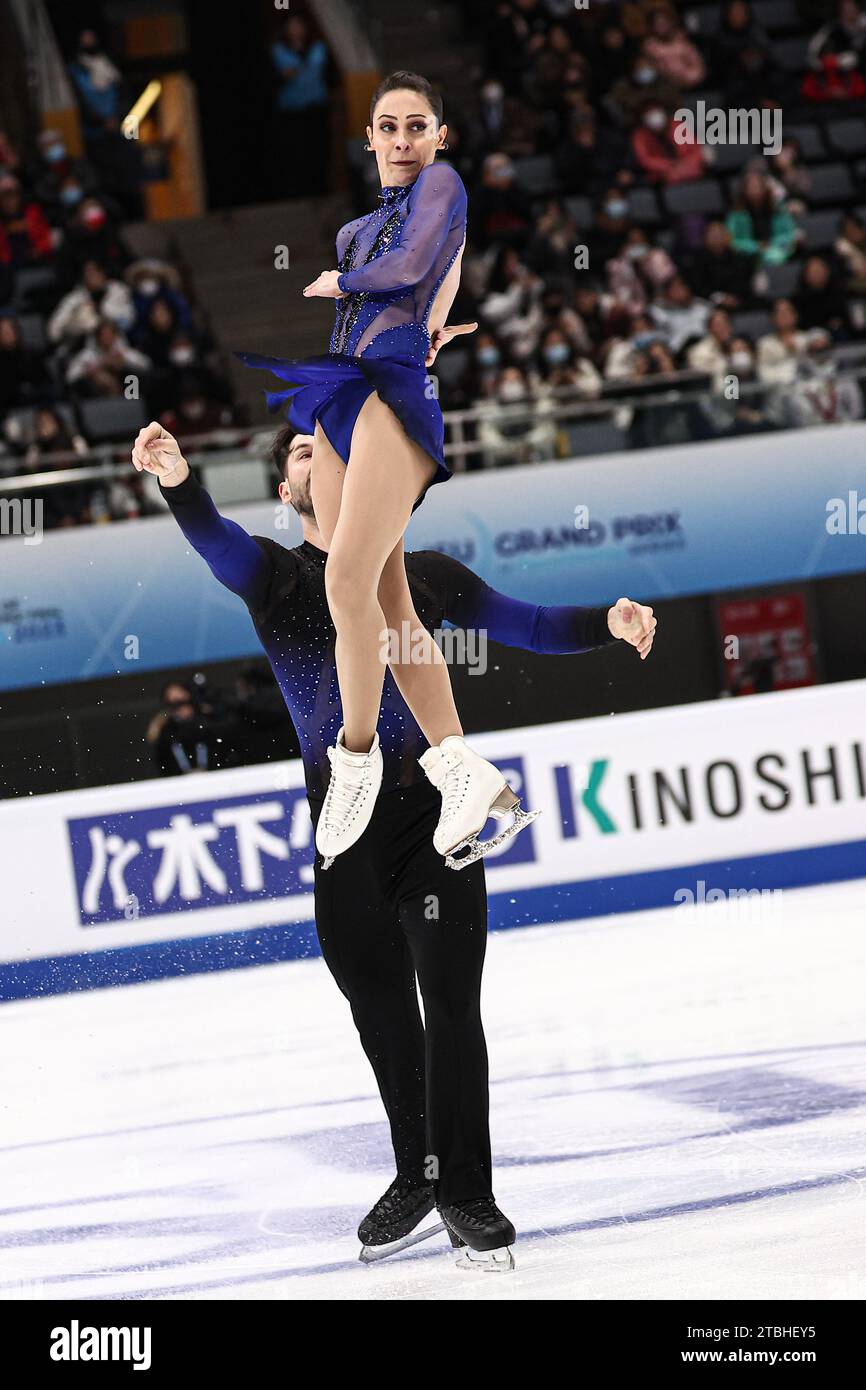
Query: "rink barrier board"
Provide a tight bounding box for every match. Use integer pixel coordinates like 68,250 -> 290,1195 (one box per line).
2,835 -> 865,1001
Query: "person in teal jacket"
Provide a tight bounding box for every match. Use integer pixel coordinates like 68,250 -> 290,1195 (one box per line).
270,14 -> 331,196
726,170 -> 799,267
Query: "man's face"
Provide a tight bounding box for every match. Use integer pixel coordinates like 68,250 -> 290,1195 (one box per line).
281,435 -> 315,518
164,684 -> 195,720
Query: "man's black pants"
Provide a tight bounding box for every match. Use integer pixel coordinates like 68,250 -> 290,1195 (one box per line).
309,781 -> 492,1205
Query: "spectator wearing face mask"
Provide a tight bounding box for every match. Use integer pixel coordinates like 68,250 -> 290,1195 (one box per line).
650,274 -> 711,355
641,7 -> 706,88
476,364 -> 559,466
536,327 -> 602,398
48,259 -> 134,344
631,101 -> 705,184
591,189 -> 635,266
33,130 -> 99,224
607,228 -> 676,316
785,329 -> 863,427
607,54 -> 681,128
55,197 -> 130,288
69,29 -> 123,142
0,175 -> 53,271
473,153 -> 535,250
726,336 -> 772,434
127,259 -> 193,335
726,172 -> 798,268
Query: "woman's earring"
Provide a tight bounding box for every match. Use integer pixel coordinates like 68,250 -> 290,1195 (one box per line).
364,143 -> 374,152
439,141 -> 450,152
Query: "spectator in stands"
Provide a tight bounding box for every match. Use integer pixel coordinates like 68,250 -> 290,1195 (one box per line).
127,259 -> 193,335
725,40 -> 789,108
476,364 -> 559,465
473,153 -> 534,249
794,255 -> 851,337
480,245 -> 545,360
0,175 -> 53,271
148,680 -> 240,777
0,129 -> 23,179
571,281 -> 611,358
590,188 -> 634,266
0,313 -> 51,414
159,377 -> 236,443
641,6 -> 706,89
68,29 -> 123,144
835,213 -> 866,320
803,0 -> 866,100
726,335 -> 772,433
555,110 -> 631,196
756,298 -> 809,386
710,1 -> 769,80
765,136 -> 811,208
726,171 -> 798,267
457,330 -> 506,404
631,100 -> 705,184
48,259 -> 134,345
56,196 -> 130,287
607,52 -> 681,128
66,319 -> 151,399
525,199 -> 580,276
132,296 -> 184,369
19,407 -> 89,529
270,14 -> 330,196
687,307 -> 735,386
536,326 -> 602,397
606,227 -> 676,315
588,23 -> 633,89
650,273 -> 711,354
784,328 -> 863,425
33,130 -> 99,224
684,220 -> 754,309
487,0 -> 551,86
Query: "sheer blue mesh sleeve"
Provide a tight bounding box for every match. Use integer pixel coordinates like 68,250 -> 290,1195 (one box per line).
337,164 -> 467,295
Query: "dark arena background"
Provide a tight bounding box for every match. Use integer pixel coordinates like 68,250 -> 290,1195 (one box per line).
1,0 -> 865,1329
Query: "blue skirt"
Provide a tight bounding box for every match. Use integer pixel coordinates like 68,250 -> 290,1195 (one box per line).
235,341 -> 452,511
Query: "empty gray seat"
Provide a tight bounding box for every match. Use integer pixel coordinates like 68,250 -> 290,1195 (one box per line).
774,35 -> 810,71
785,123 -> 826,162
731,309 -> 772,339
78,396 -> 147,443
762,260 -> 802,298
663,179 -> 725,216
567,418 -> 625,457
513,155 -> 557,196
827,120 -> 866,157
806,162 -> 854,204
684,7 -> 721,34
12,266 -> 58,308
708,141 -> 754,173
564,195 -> 592,228
753,0 -> 798,29
802,209 -> 841,247
16,313 -> 47,352
626,187 -> 661,224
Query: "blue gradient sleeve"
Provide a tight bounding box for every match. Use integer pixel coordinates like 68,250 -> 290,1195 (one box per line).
159,473 -> 272,612
422,553 -> 615,654
337,164 -> 467,295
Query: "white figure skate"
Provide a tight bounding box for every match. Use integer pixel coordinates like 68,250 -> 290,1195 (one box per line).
419,735 -> 540,870
315,727 -> 383,869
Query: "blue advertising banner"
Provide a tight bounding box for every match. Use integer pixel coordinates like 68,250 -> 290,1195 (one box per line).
1,423 -> 864,691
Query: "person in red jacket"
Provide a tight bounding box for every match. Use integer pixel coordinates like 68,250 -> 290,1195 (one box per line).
0,175 -> 53,269
631,101 -> 705,184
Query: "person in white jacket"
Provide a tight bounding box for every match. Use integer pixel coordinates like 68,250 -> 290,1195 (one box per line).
48,259 -> 134,344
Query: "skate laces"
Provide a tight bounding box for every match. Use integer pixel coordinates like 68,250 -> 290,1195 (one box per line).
438,748 -> 466,826
322,746 -> 374,832
377,1176 -> 428,1214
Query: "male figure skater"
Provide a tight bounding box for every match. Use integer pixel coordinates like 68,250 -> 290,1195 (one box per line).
131,419 -> 656,1270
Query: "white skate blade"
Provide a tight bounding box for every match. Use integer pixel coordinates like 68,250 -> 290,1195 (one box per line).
453,1243 -> 515,1272
358,1217 -> 447,1264
445,807 -> 541,871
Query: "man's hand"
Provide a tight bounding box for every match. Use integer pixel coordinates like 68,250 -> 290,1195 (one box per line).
303,270 -> 346,299
131,421 -> 189,487
426,321 -> 479,368
608,597 -> 657,660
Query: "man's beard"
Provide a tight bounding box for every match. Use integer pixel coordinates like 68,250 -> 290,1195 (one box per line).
293,481 -> 315,519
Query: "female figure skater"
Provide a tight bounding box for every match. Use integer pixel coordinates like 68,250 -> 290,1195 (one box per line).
238,71 -> 536,868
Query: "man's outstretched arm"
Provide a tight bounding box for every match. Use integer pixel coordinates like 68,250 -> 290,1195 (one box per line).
429,553 -> 657,660
132,421 -> 271,611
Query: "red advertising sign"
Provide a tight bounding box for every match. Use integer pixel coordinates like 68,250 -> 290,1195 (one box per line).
717,593 -> 816,696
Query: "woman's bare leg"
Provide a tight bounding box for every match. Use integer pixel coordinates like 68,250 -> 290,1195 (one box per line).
311,392 -> 462,753
377,540 -> 463,747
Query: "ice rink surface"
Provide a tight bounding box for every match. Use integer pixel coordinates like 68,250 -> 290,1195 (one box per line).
2,878 -> 866,1302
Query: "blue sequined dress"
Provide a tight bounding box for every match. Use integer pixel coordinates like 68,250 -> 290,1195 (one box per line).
236,161 -> 468,507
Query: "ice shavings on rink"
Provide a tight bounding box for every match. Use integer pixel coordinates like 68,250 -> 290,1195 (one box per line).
1,878 -> 866,1301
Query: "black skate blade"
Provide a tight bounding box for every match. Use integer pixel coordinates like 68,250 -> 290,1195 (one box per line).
358,1217 -> 447,1264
